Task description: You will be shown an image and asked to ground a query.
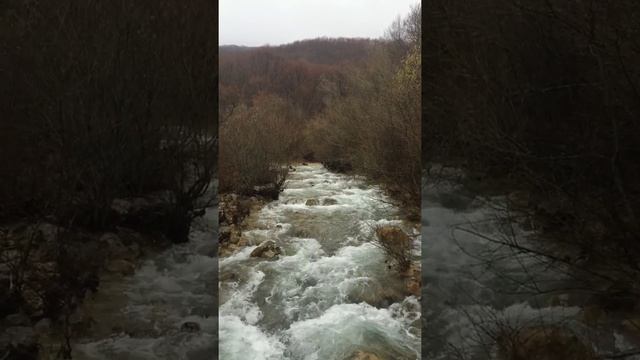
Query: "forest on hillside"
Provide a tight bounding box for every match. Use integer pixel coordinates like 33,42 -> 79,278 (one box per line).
219,6 -> 421,217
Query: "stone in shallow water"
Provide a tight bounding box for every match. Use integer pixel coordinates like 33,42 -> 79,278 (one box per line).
306,199 -> 319,206
250,240 -> 282,259
322,198 -> 338,205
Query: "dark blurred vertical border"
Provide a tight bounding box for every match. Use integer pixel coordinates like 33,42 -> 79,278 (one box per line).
1,0 -> 219,358
422,1 -> 640,359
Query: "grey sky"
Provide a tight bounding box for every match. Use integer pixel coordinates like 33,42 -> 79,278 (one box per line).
220,0 -> 419,46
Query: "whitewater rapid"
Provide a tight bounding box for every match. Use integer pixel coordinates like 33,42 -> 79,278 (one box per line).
219,163 -> 421,360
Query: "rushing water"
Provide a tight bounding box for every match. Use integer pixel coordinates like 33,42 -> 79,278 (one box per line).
69,191 -> 219,359
422,174 -> 640,359
219,163 -> 421,360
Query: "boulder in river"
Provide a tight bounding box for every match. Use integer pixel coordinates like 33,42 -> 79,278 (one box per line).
250,240 -> 282,259
322,198 -> 338,205
305,199 -> 319,206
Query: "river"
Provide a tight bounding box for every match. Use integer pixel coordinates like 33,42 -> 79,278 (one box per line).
219,163 -> 421,360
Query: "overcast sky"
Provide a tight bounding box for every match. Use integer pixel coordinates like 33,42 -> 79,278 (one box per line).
220,0 -> 419,46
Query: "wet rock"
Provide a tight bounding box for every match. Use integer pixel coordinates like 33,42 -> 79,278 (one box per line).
250,240 -> 282,259
219,272 -> 237,282
4,313 -> 30,326
351,351 -> 381,360
496,326 -> 597,360
180,321 -> 201,333
346,284 -> 405,308
105,259 -> 135,275
305,199 -> 319,206
322,198 -> 338,205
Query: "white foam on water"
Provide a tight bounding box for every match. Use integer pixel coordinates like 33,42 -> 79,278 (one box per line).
219,164 -> 421,358
219,270 -> 265,325
284,299 -> 420,360
219,315 -> 286,360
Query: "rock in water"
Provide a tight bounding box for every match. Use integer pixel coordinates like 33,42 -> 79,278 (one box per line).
305,199 -> 319,206
250,240 -> 282,259
180,321 -> 201,333
322,198 -> 338,205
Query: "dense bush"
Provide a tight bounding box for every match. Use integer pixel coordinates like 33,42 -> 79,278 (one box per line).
219,93 -> 298,195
